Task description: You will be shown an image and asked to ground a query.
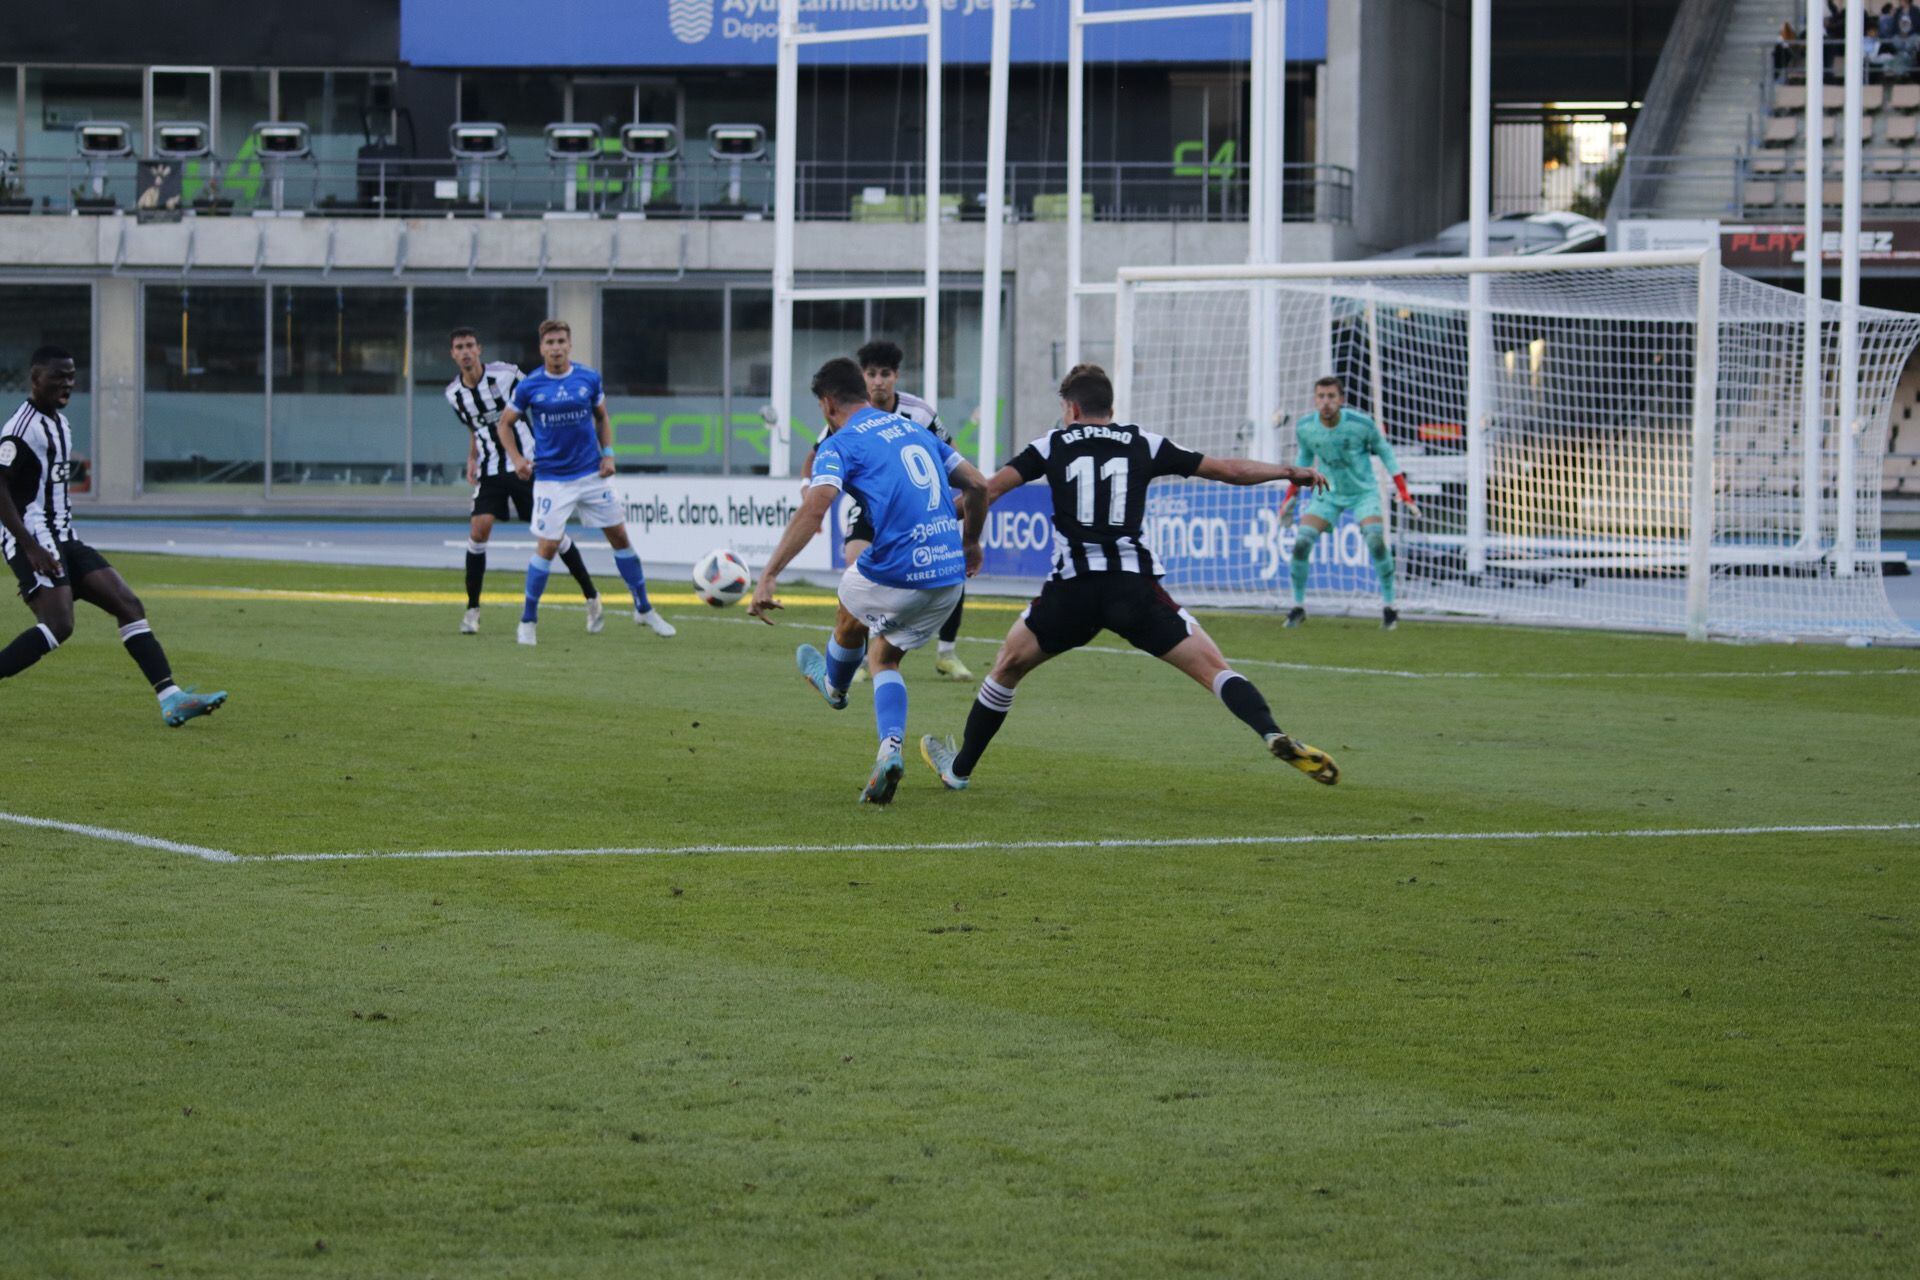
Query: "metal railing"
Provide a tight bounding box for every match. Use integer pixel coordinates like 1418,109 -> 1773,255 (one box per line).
1612,151 -> 1920,221
0,154 -> 1353,225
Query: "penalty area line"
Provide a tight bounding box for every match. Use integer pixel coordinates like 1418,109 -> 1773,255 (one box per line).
0,810 -> 237,863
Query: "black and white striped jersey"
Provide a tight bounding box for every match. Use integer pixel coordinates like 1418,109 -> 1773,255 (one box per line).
445,362 -> 532,478
889,389 -> 949,443
0,399 -> 76,555
816,389 -> 948,448
1009,421 -> 1204,579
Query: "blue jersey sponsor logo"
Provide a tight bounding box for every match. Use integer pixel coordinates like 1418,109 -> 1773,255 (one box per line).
512,364 -> 605,482
812,406 -> 966,590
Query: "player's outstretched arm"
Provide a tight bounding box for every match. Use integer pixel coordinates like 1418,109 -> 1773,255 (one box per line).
1196,456 -> 1329,489
947,459 -> 990,577
748,483 -> 837,624
984,463 -> 1027,506
496,407 -> 531,481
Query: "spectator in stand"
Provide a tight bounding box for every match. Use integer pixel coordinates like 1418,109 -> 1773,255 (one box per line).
1777,19 -> 1802,75
1879,4 -> 1899,40
1905,2 -> 1920,38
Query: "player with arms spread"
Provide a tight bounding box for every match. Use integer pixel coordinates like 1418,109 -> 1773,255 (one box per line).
919,364 -> 1337,790
749,357 -> 989,805
0,346 -> 226,725
444,327 -> 600,635
1277,375 -> 1417,630
494,319 -> 675,646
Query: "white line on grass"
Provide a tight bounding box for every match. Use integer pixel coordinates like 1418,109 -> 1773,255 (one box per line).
0,811 -> 237,863
6,809 -> 1912,865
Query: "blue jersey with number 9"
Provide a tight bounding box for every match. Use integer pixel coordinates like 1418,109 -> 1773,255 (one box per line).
810,405 -> 966,589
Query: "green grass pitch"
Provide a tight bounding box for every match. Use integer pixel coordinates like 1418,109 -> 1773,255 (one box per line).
2,552 -> 1916,1278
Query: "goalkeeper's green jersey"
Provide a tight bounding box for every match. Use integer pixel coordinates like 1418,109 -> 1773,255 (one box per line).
1292,407 -> 1400,503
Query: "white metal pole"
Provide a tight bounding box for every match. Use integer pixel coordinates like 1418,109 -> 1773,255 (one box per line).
1066,0 -> 1086,368
1246,0 -> 1285,464
1114,276 -> 1136,422
1465,0 -> 1492,575
770,0 -> 799,478
977,0 -> 1012,471
1366,294 -> 1387,535
923,0 -> 942,408
1801,0 -> 1825,551
1838,0 -> 1862,577
1686,247 -> 1722,641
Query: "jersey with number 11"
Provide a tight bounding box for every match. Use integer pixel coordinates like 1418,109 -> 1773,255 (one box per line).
809,406 -> 967,589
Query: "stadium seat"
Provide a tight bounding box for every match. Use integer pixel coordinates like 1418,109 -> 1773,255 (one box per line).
1863,178 -> 1895,205
1893,83 -> 1920,111
1762,116 -> 1799,146
1774,83 -> 1808,113
1751,152 -> 1788,174
1862,84 -> 1887,112
1822,179 -> 1846,206
1743,180 -> 1778,209
1885,115 -> 1919,144
1778,181 -> 1805,206
1893,177 -> 1920,203
1869,150 -> 1906,173
1823,84 -> 1847,110
1819,115 -> 1839,142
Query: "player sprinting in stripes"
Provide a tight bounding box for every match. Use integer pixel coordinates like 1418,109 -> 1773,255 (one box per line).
1276,375 -> 1418,630
748,357 -> 989,804
494,320 -> 675,647
919,364 -> 1335,790
0,346 -> 226,725
444,327 -> 600,635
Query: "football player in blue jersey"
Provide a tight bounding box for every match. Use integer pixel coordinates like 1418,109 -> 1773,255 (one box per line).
494,319 -> 675,646
748,357 -> 989,804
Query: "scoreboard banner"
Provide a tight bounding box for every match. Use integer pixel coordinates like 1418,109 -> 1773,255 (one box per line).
401,0 -> 1326,67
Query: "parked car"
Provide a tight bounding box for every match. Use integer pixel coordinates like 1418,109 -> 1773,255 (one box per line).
1374,211 -> 1606,259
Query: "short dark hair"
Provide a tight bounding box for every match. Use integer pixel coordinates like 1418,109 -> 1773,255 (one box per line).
448,327 -> 479,344
856,339 -> 904,372
1057,363 -> 1113,417
30,345 -> 73,369
810,356 -> 869,407
1314,375 -> 1343,393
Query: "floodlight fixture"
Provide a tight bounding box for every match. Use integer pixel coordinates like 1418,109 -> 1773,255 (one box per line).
75,122 -> 133,158
544,122 -> 602,160
251,122 -> 311,159
153,122 -> 210,160
706,124 -> 766,162
620,123 -> 679,161
448,122 -> 508,160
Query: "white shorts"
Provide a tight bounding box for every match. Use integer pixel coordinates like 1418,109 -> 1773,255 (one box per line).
530,475 -> 623,540
837,564 -> 965,653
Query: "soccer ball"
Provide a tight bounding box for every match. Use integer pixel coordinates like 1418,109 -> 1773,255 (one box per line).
691,548 -> 751,607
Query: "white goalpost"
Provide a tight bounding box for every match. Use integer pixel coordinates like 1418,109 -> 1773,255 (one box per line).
1113,249 -> 1920,642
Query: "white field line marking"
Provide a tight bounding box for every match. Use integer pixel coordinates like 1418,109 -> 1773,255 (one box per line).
148,582 -> 1919,681
6,808 -> 1913,864
0,811 -> 237,863
259,822 -> 1920,863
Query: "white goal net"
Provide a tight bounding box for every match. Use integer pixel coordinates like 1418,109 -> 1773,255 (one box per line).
1113,251 -> 1920,641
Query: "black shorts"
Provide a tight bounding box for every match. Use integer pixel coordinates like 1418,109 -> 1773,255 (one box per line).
1020,572 -> 1196,658
844,495 -> 876,546
8,537 -> 112,601
471,472 -> 535,522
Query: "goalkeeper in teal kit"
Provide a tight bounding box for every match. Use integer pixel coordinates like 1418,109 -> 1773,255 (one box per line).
1276,375 -> 1417,630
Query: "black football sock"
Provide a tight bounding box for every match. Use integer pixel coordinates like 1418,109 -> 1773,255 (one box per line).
938,591 -> 964,645
951,676 -> 1016,778
557,535 -> 598,599
0,623 -> 58,680
1213,671 -> 1280,740
118,620 -> 177,695
465,538 -> 487,609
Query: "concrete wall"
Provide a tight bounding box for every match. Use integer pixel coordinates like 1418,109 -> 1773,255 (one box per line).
1324,0 -> 1471,256
0,211 -> 1356,509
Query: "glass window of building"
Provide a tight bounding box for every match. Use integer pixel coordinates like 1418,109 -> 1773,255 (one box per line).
21,68 -> 143,210
727,289 -> 774,474
143,285 -> 265,493
410,287 -> 551,489
458,72 -> 567,177
277,70 -> 385,209
270,286 -> 406,492
601,289 -> 727,474
0,284 -> 93,471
